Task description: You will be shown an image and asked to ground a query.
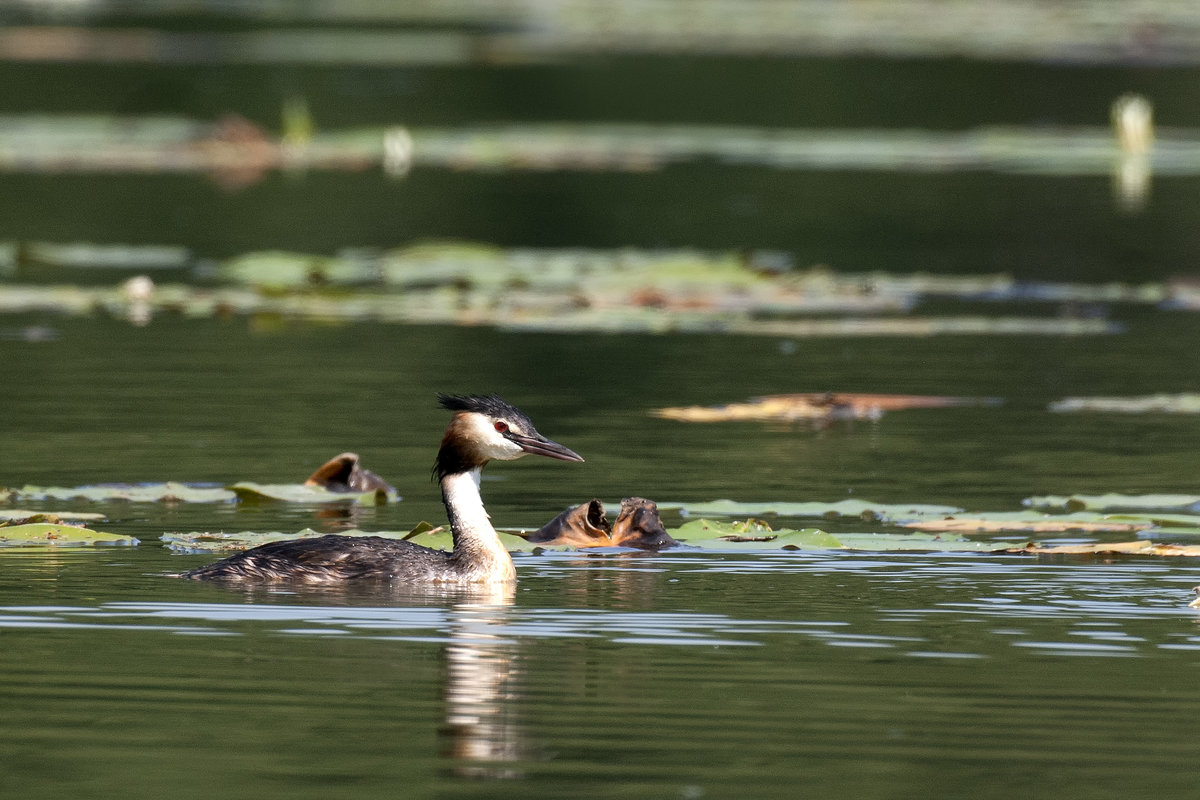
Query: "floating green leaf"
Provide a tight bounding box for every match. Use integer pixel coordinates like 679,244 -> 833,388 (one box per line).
162,521 -> 1020,555
0,509 -> 106,523
1101,512 -> 1200,535
1025,493 -> 1200,512
163,527 -> 517,553
401,521 -> 444,540
0,523 -> 137,547
654,393 -> 998,424
671,519 -> 841,549
1049,393 -> 1200,414
404,526 -> 528,551
659,499 -> 962,523
19,241 -> 189,270
1009,540 -> 1200,558
228,482 -> 398,505
5,482 -> 399,505
164,528 -> 333,552
833,533 -> 1005,552
901,511 -> 1155,534
0,234 -> 1136,337
219,251 -> 376,289
668,519 -> 1006,551
8,482 -> 237,503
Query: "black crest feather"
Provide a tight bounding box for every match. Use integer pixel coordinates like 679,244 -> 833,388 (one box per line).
433,393 -> 538,481
438,393 -> 506,414
436,393 -> 533,428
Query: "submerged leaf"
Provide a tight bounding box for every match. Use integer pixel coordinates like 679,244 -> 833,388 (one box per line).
219,251 -> 375,289
163,528 -> 325,553
669,519 -> 1007,551
8,482 -> 236,503
1101,512 -> 1200,535
228,482 -> 397,505
1049,393 -> 1200,414
671,519 -> 840,549
164,522 -> 1200,556
0,509 -> 106,523
163,528 -> 322,552
403,526 -> 529,551
163,527 -> 527,554
0,523 -> 137,547
0,234 -> 1130,341
659,498 -> 962,523
654,393 -> 996,424
903,513 -> 1153,534
831,533 -> 1005,553
401,521 -> 444,541
1025,493 -> 1200,512
7,480 -> 398,505
1008,540 -> 1200,557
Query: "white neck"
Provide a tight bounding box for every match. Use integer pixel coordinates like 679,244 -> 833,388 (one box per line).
441,468 -> 516,582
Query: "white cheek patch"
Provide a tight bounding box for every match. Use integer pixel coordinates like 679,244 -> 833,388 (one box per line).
499,439 -> 525,459
461,413 -> 526,461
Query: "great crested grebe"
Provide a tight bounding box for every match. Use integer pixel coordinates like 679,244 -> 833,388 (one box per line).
303,451 -> 394,494
525,497 -> 679,550
178,394 -> 583,584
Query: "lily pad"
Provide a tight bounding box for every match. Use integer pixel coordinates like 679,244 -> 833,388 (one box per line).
1025,493 -> 1200,513
403,526 -> 529,551
0,523 -> 137,547
219,251 -> 376,289
668,518 -> 1006,552
1049,393 -> 1200,414
400,521 -> 445,540
0,233 -> 1134,338
1007,540 -> 1200,557
0,509 -> 106,522
8,482 -> 237,503
164,528 -> 339,553
1101,512 -> 1200,535
654,393 -> 997,424
671,519 -> 841,549
163,523 -> 1001,555
833,533 -> 1006,552
163,527 -> 520,554
658,498 -> 962,524
227,482 -> 398,505
902,512 -> 1154,534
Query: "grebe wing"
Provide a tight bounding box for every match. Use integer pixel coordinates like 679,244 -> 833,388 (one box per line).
181,534 -> 449,582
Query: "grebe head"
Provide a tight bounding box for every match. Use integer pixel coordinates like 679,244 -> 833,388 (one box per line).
434,394 -> 583,480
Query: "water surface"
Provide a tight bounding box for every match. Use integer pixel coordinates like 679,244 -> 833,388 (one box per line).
5,21 -> 1200,797
2,542 -> 1199,800
5,318 -> 1200,798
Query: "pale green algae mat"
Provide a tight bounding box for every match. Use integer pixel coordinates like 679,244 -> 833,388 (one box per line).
9,489 -> 1200,558
0,241 -> 1145,335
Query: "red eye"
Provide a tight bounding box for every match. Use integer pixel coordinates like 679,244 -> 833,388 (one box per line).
494,421 -> 509,433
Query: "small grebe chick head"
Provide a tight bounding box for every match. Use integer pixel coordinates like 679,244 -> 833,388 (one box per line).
435,394 -> 583,479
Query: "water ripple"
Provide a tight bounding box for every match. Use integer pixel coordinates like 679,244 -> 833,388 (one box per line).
0,583 -> 1193,660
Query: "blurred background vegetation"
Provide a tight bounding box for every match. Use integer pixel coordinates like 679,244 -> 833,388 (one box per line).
2,1 -> 1199,313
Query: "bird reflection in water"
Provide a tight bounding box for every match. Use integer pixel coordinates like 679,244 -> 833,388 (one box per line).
439,582 -> 526,779
207,579 -> 529,779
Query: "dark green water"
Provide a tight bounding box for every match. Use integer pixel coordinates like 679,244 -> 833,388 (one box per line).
4,317 -> 1200,799
5,165 -> 1200,282
4,55 -> 1200,278
5,27 -> 1200,798
3,546 -> 1199,800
